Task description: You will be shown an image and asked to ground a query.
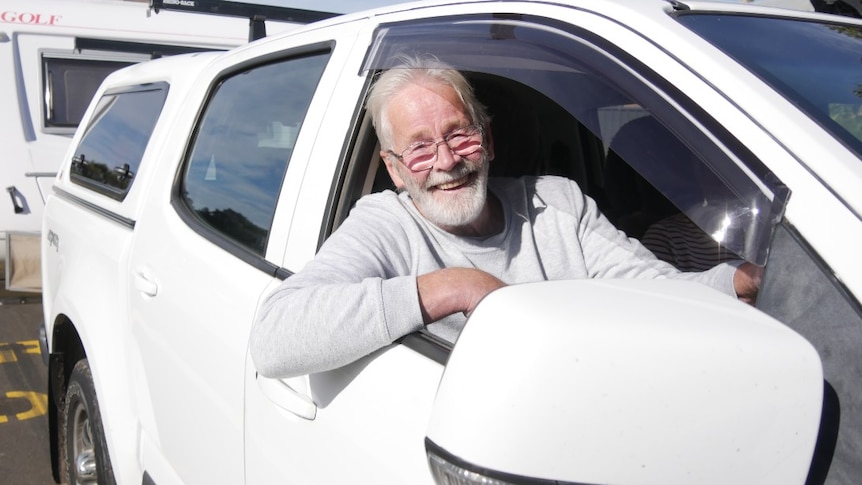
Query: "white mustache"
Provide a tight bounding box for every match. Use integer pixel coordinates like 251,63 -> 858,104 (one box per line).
425,165 -> 474,188
423,152 -> 486,189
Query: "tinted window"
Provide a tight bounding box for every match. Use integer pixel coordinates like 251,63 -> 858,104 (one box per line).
678,14 -> 862,160
182,51 -> 330,256
69,84 -> 167,200
42,57 -> 134,129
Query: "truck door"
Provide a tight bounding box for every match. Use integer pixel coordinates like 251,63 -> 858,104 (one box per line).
125,50 -> 332,483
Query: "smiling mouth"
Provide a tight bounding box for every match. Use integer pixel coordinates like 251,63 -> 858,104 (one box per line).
434,173 -> 474,191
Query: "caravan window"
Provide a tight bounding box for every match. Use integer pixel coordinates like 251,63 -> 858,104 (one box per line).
42,56 -> 135,132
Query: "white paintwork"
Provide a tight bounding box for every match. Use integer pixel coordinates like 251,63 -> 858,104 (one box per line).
429,280 -> 823,484
41,1 -> 861,483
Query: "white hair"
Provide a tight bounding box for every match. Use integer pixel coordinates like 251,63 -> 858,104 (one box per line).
366,54 -> 489,150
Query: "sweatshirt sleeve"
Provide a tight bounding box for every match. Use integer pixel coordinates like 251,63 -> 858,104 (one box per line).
249,194 -> 425,378
545,177 -> 740,297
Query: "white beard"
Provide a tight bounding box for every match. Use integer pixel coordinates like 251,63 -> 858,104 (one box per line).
398,154 -> 490,228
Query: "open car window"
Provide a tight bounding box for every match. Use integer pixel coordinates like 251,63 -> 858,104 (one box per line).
358,15 -> 789,266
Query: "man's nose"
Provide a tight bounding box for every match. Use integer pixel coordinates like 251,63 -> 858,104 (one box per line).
433,142 -> 460,171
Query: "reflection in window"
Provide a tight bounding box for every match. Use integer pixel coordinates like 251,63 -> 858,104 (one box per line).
69,85 -> 167,200
678,14 -> 862,160
182,52 -> 330,256
831,103 -> 862,140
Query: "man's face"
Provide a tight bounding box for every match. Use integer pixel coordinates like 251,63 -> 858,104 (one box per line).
383,81 -> 490,229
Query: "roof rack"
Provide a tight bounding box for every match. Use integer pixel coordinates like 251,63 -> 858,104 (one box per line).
148,0 -> 339,42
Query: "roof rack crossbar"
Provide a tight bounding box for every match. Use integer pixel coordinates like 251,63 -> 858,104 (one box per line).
148,0 -> 339,41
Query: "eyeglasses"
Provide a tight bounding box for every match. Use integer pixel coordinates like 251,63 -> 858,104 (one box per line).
387,125 -> 484,172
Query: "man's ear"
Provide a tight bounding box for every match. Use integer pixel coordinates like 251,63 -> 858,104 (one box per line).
483,122 -> 495,162
380,151 -> 405,189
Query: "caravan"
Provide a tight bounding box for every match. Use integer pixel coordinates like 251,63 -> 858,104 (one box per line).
0,0 -> 311,292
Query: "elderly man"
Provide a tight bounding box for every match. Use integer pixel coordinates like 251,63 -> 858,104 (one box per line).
250,56 -> 760,378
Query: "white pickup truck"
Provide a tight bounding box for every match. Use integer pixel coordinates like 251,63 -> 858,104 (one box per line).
41,1 -> 862,484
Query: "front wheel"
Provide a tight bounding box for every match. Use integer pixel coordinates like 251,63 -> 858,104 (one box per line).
62,359 -> 115,485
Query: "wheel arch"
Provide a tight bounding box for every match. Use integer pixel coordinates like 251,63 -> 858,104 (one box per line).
47,308 -> 143,485
47,314 -> 86,483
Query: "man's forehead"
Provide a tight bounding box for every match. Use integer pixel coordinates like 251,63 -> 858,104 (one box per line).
388,82 -> 470,139
392,81 -> 462,108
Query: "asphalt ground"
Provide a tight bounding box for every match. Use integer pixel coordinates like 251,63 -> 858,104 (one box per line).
0,283 -> 55,484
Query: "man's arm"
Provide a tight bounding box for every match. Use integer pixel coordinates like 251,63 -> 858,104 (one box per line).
417,268 -> 507,322
543,176 -> 759,301
250,194 -> 425,378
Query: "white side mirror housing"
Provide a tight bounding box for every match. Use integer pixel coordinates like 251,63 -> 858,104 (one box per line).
427,279 -> 823,485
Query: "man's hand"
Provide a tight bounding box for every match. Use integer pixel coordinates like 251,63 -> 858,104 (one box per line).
734,262 -> 763,305
417,268 -> 507,324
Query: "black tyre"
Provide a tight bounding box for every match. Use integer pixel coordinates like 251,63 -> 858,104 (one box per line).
62,359 -> 115,485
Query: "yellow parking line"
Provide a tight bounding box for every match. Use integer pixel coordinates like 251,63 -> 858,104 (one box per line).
17,340 -> 40,355
0,391 -> 48,423
0,340 -> 42,363
0,348 -> 17,363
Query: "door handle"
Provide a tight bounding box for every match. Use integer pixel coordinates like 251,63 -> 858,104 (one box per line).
134,269 -> 158,297
256,374 -> 317,420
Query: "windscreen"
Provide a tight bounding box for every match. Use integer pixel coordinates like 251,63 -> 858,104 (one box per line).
678,13 -> 862,161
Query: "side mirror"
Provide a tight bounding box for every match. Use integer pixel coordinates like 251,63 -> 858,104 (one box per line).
427,279 -> 822,484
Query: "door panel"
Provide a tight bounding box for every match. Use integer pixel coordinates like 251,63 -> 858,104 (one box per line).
129,203 -> 272,484
245,345 -> 443,484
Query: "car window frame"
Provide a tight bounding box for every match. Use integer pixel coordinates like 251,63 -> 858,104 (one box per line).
172,42 -> 335,276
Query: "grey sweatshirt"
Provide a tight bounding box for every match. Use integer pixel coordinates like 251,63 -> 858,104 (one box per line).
251,176 -> 738,378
